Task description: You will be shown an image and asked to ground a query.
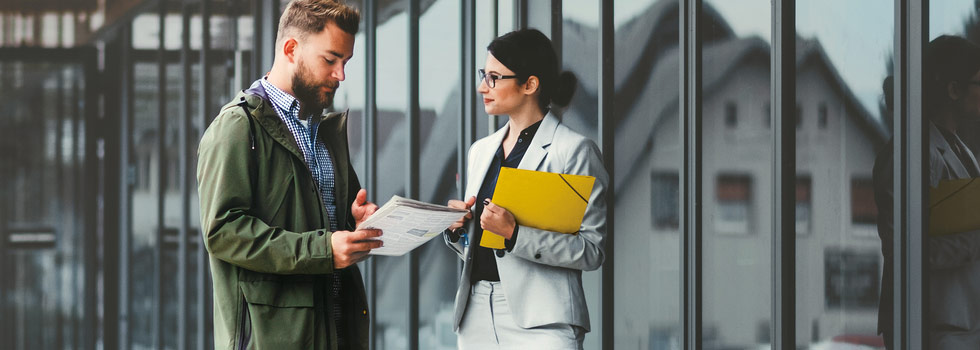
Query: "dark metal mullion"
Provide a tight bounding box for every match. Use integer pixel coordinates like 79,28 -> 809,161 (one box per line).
680,1 -> 702,349
364,0 -> 378,348
198,1 -> 213,348
550,0 -> 561,65
258,0 -> 278,81
514,0 -> 527,30
251,0 -> 262,79
461,0 -> 476,181
895,0 -> 927,348
489,0 -> 498,133
458,0 -> 476,282
154,1 -> 167,349
0,60 -> 5,350
119,23 -> 135,350
407,0 -> 420,349
54,58 -> 66,350
82,48 -> 99,350
70,66 -> 84,350
598,1 -> 614,350
178,0 -> 192,349
772,1 -> 796,348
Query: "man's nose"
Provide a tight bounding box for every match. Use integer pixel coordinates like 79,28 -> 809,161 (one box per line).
333,65 -> 346,82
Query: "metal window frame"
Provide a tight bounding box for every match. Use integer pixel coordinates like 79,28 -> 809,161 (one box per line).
153,2 -> 167,348
771,1 -> 796,348
118,22 -> 135,350
894,0 -> 927,349
363,0 -> 378,349
407,0 -> 421,349
680,0 -> 703,349
198,2 -> 214,349
178,0 -> 193,348
597,1 -> 614,349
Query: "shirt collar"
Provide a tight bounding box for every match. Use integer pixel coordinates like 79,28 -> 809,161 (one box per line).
519,119 -> 543,140
260,78 -> 305,121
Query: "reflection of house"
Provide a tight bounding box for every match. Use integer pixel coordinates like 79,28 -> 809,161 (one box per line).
559,1 -> 888,348
342,1 -> 888,348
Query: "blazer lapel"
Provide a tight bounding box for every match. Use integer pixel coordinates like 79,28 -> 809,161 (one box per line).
465,125 -> 508,198
931,123 -> 972,179
517,112 -> 559,171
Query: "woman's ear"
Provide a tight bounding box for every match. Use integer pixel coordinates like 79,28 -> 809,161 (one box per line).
523,76 -> 540,96
948,81 -> 963,101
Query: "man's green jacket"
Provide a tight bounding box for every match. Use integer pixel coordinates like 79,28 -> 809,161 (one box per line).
197,80 -> 369,350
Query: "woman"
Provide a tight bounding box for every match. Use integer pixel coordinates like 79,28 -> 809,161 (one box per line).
875,35 -> 980,349
442,28 -> 608,349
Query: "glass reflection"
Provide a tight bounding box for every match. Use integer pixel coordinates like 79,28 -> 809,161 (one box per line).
0,60 -> 86,349
701,0 -> 772,348
418,0 -> 460,349
795,2 -> 891,348
373,0 -> 410,348
913,3 -> 980,349
611,0 -> 681,349
562,1 -> 602,348
130,57 -> 160,349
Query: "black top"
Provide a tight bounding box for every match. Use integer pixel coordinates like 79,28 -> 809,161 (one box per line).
470,120 -> 542,283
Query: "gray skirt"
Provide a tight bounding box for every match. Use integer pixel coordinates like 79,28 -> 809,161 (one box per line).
457,281 -> 584,350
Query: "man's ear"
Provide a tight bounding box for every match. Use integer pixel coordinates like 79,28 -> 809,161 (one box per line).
523,76 -> 540,96
282,38 -> 299,63
949,81 -> 963,101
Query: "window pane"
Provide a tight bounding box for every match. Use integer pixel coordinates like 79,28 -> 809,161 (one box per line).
702,0 -> 773,347
796,0 -> 891,348
561,1 -> 604,348
925,2 -> 980,348
0,59 -> 87,350
418,0 -> 460,349
612,0 -> 682,348
373,0 -> 410,348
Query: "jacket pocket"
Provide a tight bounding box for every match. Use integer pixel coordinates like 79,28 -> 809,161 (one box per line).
240,280 -> 315,348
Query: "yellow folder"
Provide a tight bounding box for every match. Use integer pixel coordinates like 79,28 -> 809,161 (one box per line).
930,177 -> 980,236
479,167 -> 596,249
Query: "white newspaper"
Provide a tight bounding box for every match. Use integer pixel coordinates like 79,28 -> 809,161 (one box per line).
359,195 -> 470,256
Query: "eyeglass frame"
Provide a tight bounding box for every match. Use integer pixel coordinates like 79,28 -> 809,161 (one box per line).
478,68 -> 518,89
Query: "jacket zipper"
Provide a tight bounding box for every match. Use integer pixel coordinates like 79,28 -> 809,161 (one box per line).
237,296 -> 250,350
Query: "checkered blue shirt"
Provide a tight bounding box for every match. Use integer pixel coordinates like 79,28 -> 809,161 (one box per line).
260,79 -> 339,231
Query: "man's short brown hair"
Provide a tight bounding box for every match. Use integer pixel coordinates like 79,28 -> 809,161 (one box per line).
277,0 -> 360,44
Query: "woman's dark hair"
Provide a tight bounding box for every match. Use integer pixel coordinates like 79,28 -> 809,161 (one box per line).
883,35 -> 980,114
487,28 -> 577,110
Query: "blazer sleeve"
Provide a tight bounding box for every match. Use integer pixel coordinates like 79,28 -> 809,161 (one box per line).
442,143 -> 478,261
876,144 -> 980,270
508,138 -> 608,271
197,109 -> 335,275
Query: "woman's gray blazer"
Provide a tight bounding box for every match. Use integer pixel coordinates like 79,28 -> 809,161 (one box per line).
443,112 -> 609,332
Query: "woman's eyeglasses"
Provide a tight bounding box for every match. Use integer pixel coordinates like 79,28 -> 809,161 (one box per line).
478,69 -> 518,89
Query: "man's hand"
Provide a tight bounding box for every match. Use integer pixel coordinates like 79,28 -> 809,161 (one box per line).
351,188 -> 379,228
481,200 -> 516,239
447,196 -> 476,230
331,229 -> 383,269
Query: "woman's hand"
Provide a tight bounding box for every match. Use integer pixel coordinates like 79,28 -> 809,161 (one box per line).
481,200 -> 516,239
448,196 -> 476,230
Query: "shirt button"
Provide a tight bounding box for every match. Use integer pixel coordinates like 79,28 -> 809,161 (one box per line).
518,138 -> 523,143
534,253 -> 541,259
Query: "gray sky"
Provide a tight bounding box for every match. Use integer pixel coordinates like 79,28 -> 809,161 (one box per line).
338,0 -> 979,119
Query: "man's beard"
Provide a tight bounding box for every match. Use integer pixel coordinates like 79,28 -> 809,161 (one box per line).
291,59 -> 338,117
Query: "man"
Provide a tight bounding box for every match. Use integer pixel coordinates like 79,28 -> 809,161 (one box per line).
197,1 -> 381,349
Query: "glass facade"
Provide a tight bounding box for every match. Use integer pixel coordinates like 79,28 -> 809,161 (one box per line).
0,0 -> 956,349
